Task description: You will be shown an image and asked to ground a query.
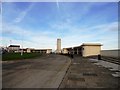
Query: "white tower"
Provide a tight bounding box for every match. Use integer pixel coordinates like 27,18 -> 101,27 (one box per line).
56,38 -> 61,53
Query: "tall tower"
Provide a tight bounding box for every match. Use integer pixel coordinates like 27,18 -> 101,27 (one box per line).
56,38 -> 61,53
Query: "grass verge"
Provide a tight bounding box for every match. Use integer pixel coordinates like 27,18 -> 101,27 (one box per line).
2,53 -> 42,61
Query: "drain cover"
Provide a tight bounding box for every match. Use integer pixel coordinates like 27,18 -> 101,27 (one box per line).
83,72 -> 97,76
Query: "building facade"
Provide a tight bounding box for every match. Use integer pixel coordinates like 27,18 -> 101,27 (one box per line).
62,48 -> 69,54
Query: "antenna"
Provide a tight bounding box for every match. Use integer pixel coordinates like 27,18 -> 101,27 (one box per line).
56,0 -> 59,10
21,31 -> 24,56
10,40 -> 12,45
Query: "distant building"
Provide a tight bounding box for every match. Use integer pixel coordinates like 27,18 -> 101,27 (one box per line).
26,48 -> 33,53
26,48 -> 52,54
56,38 -> 61,53
20,48 -> 28,53
62,43 -> 102,57
46,49 -> 52,54
62,48 -> 69,54
8,45 -> 20,52
6,45 -> 52,54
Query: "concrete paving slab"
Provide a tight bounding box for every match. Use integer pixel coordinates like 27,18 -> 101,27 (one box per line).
64,55 -> 119,88
89,58 -> 120,78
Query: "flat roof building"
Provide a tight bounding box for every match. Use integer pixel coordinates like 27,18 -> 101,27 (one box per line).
8,45 -> 20,52
26,48 -> 52,54
81,43 -> 102,57
62,43 -> 102,57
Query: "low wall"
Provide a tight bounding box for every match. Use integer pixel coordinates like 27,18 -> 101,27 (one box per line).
100,49 -> 120,58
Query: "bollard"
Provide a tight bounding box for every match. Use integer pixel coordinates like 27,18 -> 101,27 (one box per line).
71,54 -> 73,59
98,54 -> 101,60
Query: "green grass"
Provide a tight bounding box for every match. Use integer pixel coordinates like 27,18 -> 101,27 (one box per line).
2,53 -> 42,61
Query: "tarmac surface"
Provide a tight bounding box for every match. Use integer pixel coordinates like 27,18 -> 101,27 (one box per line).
64,55 -> 120,88
2,54 -> 71,88
2,54 -> 120,89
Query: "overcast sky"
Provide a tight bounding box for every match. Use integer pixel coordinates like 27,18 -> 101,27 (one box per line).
1,2 -> 118,50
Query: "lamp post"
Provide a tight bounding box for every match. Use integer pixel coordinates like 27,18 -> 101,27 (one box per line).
21,28 -> 25,56
21,45 -> 23,56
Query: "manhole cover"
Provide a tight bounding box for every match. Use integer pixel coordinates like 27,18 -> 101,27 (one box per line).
83,72 -> 97,76
68,74 -> 85,81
